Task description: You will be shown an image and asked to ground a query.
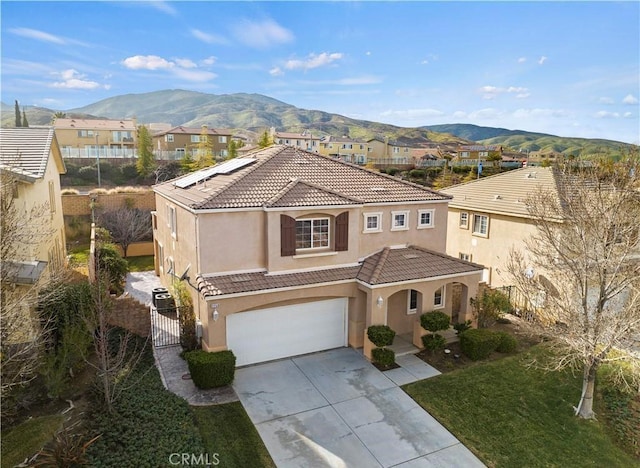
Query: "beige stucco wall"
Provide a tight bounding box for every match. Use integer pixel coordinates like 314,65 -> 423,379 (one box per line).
446,207 -> 536,287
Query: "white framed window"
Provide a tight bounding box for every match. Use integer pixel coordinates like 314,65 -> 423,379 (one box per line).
460,151 -> 470,158
459,253 -> 471,262
472,214 -> 489,237
479,151 -> 488,157
166,256 -> 175,275
393,147 -> 399,154
459,212 -> 469,229
167,205 -> 177,238
219,136 -> 227,143
404,148 -> 409,153
190,135 -> 200,143
408,289 -> 418,315
391,210 -> 409,231
434,287 -> 444,309
166,134 -> 174,142
48,181 -> 56,214
418,209 -> 435,229
363,212 -> 383,233
295,218 -> 329,249
158,242 -> 164,274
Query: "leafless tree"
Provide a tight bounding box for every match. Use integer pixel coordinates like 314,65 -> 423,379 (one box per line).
98,208 -> 152,257
0,171 -> 68,405
507,158 -> 640,419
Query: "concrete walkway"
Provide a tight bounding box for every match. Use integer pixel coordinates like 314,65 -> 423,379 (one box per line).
234,348 -> 484,468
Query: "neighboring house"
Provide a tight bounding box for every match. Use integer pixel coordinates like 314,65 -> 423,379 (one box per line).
0,127 -> 67,284
152,125 -> 232,160
442,167 -> 557,287
366,137 -> 427,168
318,136 -> 369,164
153,145 -> 483,366
455,145 -> 503,161
53,118 -> 137,158
270,129 -> 322,152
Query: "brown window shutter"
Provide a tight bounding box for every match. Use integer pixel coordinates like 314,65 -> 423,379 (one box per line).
335,211 -> 349,251
281,215 -> 296,256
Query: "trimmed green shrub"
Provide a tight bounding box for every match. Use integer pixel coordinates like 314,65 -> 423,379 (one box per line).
420,311 -> 450,332
185,350 -> 236,388
386,167 -> 400,176
422,333 -> 446,351
453,320 -> 472,335
371,347 -> 395,367
459,329 -> 500,361
96,243 -> 128,295
409,169 -> 426,178
367,325 -> 396,347
495,331 -> 518,353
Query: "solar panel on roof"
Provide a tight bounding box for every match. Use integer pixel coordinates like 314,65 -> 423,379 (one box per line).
174,158 -> 256,188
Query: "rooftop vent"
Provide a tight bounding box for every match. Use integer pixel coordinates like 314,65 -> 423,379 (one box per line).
403,254 -> 420,259
493,194 -> 502,200
526,172 -> 537,179
231,275 -> 252,283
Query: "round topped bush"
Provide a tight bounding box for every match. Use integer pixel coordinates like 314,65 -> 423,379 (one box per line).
367,325 -> 396,347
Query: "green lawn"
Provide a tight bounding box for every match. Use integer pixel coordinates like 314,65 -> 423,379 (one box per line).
1,414 -> 64,468
125,255 -> 155,272
404,345 -> 638,468
192,402 -> 275,468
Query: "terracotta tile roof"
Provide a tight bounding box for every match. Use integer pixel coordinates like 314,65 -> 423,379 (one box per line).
356,246 -> 484,285
0,127 -> 64,180
196,246 -> 483,297
265,179 -> 363,207
154,145 -> 449,209
442,167 -> 558,218
54,118 -> 136,131
153,125 -> 229,136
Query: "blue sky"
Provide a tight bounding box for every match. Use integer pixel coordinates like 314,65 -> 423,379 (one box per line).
2,1 -> 639,143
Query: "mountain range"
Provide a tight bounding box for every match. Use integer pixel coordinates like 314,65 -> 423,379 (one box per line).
2,90 -> 635,157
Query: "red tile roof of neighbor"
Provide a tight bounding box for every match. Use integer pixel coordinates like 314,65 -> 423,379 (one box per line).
195,246 -> 483,297
154,145 -> 450,209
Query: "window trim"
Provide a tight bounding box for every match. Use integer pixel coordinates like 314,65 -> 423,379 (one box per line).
391,210 -> 410,231
407,289 -> 418,315
417,209 -> 435,229
459,212 -> 469,229
459,252 -> 471,262
363,212 -> 383,233
295,217 -> 330,251
167,205 -> 177,239
433,287 -> 445,309
472,214 -> 489,237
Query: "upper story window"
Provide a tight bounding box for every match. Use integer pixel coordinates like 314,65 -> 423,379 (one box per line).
166,134 -> 174,142
191,135 -> 207,143
479,151 -> 489,157
434,287 -> 444,308
459,212 -> 469,229
408,289 -> 418,314
281,212 -> 348,256
296,218 -> 329,250
460,151 -> 470,158
459,253 -> 471,262
391,210 -> 409,231
393,147 -> 400,154
219,136 -> 227,143
48,181 -> 56,214
418,209 -> 434,229
472,214 -> 489,237
363,212 -> 382,233
167,205 -> 177,238
404,148 -> 409,153
112,131 -> 133,143
77,130 -> 94,138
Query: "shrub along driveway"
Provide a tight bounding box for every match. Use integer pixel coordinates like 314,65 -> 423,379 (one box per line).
233,348 -> 484,468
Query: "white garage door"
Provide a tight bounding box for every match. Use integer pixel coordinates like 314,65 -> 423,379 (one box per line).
226,298 -> 348,366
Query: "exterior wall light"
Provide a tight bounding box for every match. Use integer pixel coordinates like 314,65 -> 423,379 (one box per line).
376,296 -> 384,308
211,303 -> 219,321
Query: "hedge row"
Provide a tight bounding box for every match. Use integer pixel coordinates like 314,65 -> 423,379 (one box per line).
459,329 -> 518,360
184,350 -> 236,389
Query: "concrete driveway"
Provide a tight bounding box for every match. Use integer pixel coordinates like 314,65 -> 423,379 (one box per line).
233,348 -> 484,468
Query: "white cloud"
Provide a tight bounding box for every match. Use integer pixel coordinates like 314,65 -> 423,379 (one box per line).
599,97 -> 615,104
595,111 -> 620,119
232,19 -> 294,49
468,108 -> 505,120
538,56 -> 548,65
50,69 -> 102,89
148,1 -> 177,16
297,75 -> 381,86
121,54 -> 217,83
513,108 -> 570,119
623,112 -> 633,118
518,57 -> 527,63
122,55 -> 174,70
480,85 -> 530,100
191,29 -> 228,45
622,94 -> 638,104
175,58 -> 197,69
269,67 -> 284,76
284,52 -> 344,71
9,27 -> 66,44
380,108 -> 445,120
201,56 -> 217,67
366,51 -> 372,56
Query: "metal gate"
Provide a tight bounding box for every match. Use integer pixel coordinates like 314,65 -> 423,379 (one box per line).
150,304 -> 182,347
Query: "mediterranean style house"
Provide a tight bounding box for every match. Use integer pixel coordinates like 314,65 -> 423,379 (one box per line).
153,145 -> 483,366
53,117 -> 137,158
152,125 -> 232,161
270,129 -> 322,152
442,167 -> 557,287
0,127 -> 67,285
318,136 -> 369,164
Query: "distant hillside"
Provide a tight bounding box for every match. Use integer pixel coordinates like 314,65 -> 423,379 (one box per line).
2,90 -> 635,158
424,123 -> 632,159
